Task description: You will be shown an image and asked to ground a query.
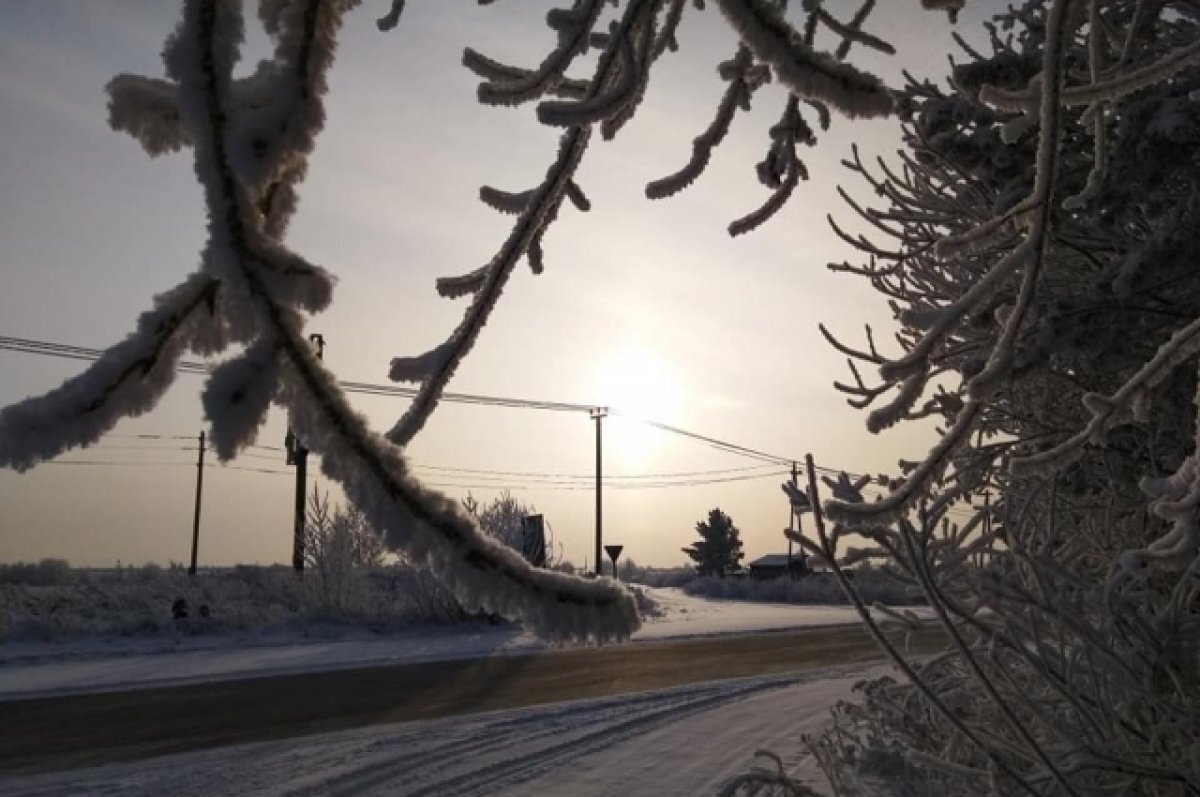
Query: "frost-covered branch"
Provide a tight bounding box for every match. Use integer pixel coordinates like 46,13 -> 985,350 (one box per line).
0,274 -> 220,471
714,0 -> 894,118
2,0 -> 640,644
828,0 -> 1076,522
177,0 -> 637,643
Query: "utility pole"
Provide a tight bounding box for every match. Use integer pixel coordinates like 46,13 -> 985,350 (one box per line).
289,333 -> 325,575
591,406 -> 607,576
787,460 -> 798,578
188,430 -> 206,576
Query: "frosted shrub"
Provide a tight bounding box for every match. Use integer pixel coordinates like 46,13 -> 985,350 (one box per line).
304,487 -> 385,612
682,569 -> 917,607
0,559 -> 73,587
792,2 -> 1200,793
621,564 -> 697,589
0,564 -> 485,642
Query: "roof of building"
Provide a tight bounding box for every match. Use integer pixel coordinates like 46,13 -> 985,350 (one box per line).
747,554 -> 802,568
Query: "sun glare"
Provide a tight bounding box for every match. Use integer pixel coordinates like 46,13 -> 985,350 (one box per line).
593,344 -> 682,462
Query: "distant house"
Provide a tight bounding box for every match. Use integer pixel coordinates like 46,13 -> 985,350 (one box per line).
747,553 -> 808,580
747,553 -> 857,580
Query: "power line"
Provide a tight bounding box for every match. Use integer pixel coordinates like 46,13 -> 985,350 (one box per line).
410,461 -> 783,481
613,412 -> 791,466
103,433 -> 196,441
64,433 -> 786,483
3,333 -> 807,467
39,459 -> 194,467
85,444 -> 193,452
3,334 -> 895,480
0,336 -> 591,413
404,469 -> 790,489
31,450 -> 789,490
419,469 -> 790,492
220,464 -> 292,476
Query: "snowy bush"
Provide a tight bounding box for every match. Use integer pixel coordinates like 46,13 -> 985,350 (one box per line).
0,558 -> 73,587
0,563 -> 486,642
790,2 -> 1200,794
461,491 -> 562,567
0,561 -> 669,643
621,563 -> 697,589
304,487 -> 386,612
375,564 -> 471,626
682,567 -> 919,607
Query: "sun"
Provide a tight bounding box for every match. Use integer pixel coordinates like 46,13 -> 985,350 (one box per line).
593,344 -> 682,462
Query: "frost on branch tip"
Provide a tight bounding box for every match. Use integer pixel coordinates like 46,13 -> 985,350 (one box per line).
390,341 -> 454,384
436,265 -> 489,299
714,0 -> 894,120
202,339 -> 283,461
106,74 -> 189,156
480,186 -> 533,215
462,48 -> 590,102
822,471 -> 871,504
564,180 -> 591,211
921,0 -> 964,24
376,0 -> 404,31
645,47 -> 759,201
782,480 -> 813,513
469,0 -> 606,108
537,28 -> 641,129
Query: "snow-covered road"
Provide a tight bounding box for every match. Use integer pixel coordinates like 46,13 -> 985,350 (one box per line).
0,588 -> 923,699
0,666 -> 878,797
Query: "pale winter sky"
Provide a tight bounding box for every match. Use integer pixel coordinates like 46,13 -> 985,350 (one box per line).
0,1 -> 1000,569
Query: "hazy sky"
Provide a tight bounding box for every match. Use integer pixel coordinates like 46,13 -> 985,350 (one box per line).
0,1 -> 999,568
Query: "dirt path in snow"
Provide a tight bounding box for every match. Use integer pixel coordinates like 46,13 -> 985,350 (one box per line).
0,625 -> 938,776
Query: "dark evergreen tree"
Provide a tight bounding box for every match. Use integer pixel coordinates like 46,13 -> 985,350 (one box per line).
682,508 -> 744,577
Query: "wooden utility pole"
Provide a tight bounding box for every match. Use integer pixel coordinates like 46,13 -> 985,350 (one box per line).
188,430 -> 206,576
292,437 -> 307,574
289,333 -> 325,575
591,407 -> 607,576
787,460 -> 798,578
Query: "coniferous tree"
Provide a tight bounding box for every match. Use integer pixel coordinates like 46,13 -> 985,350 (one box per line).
682,508 -> 744,577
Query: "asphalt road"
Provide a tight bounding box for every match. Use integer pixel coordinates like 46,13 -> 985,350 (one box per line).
0,625 -> 937,775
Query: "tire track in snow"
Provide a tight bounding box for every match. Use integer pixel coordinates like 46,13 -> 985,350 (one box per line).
368,677 -> 800,797
278,684 -> 713,797
0,667 -> 888,797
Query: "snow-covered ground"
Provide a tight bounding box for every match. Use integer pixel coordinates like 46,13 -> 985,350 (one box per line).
1,665 -> 885,797
0,590 -> 918,795
0,588 -> 913,699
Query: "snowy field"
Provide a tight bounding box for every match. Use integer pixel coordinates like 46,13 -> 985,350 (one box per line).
0,665 -> 886,797
0,588 -> 916,699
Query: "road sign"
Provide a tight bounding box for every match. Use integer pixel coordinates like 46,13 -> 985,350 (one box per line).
604,544 -> 624,579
